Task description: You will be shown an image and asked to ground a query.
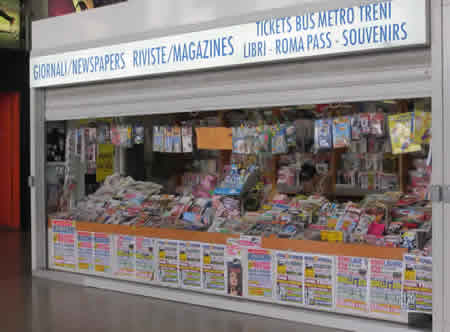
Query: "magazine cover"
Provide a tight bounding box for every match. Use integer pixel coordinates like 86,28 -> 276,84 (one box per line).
226,238 -> 243,297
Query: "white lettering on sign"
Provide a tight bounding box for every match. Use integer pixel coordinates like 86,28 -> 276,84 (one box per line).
31,0 -> 428,88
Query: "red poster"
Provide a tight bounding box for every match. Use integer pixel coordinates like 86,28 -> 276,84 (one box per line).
49,0 -> 127,18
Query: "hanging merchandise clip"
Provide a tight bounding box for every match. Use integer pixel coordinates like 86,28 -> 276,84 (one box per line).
430,185 -> 442,203
442,185 -> 450,204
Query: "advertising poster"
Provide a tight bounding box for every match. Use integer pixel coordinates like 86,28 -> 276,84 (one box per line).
403,255 -> 432,313
247,248 -> 273,298
49,0 -> 127,18
77,231 -> 94,273
52,220 -> 65,269
0,0 -> 20,48
336,256 -> 369,313
202,244 -> 226,293
115,235 -> 135,278
370,259 -> 403,316
135,237 -> 155,282
226,238 -> 243,297
274,251 -> 304,305
304,255 -> 334,309
52,219 -> 76,271
96,144 -> 114,182
179,241 -> 202,289
157,240 -> 179,285
239,235 -> 262,248
94,232 -> 112,274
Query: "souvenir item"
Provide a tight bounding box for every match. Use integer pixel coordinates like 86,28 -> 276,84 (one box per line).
413,111 -> 432,144
333,116 -> 351,148
370,112 -> 386,137
388,113 -> 421,154
351,115 -> 362,141
315,119 -> 333,150
111,124 -> 120,146
97,122 -> 111,144
360,113 -> 371,135
164,127 -> 173,153
133,123 -> 145,145
272,125 -> 288,154
153,126 -> 161,152
182,127 -> 193,152
173,127 -> 182,153
232,127 -> 246,154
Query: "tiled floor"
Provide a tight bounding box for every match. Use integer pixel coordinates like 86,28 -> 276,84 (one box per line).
0,231 -> 350,332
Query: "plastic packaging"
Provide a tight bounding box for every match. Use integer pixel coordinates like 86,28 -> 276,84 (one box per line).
333,116 -> 351,148
315,119 -> 333,150
182,127 -> 193,153
133,123 -> 145,145
370,112 -> 385,137
360,113 -> 371,135
272,125 -> 288,154
388,113 -> 421,154
413,111 -> 432,144
351,115 -> 362,141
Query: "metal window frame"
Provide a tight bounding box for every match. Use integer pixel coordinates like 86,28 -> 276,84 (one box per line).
30,1 -> 445,332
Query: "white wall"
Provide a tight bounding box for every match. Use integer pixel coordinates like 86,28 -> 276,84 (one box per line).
32,0 -> 377,55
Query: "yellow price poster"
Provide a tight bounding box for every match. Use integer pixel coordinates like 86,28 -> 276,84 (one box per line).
180,252 -> 187,262
305,267 -> 315,279
203,254 -> 211,265
277,264 -> 287,275
405,269 -> 416,281
97,144 -> 114,182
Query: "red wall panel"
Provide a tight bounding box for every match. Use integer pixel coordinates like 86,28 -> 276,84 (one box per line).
0,93 -> 20,230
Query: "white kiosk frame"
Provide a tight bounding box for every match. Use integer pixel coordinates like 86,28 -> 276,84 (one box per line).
30,1 -> 448,331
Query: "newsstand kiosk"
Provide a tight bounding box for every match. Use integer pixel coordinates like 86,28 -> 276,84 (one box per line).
30,1 -> 450,331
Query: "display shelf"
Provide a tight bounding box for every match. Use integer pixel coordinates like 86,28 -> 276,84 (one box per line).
68,220 -> 407,260
333,186 -> 385,197
47,161 -> 66,167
